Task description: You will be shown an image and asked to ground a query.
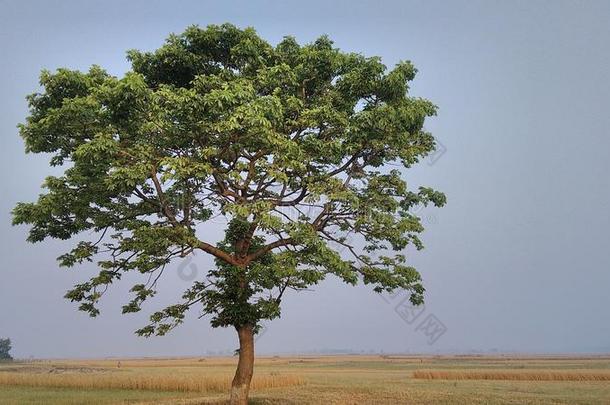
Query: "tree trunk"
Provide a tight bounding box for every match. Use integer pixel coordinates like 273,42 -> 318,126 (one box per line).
230,324 -> 255,405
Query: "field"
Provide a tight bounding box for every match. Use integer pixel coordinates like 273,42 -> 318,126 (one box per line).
1,355 -> 610,404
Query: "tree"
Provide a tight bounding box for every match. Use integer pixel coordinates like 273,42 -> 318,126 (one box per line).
0,338 -> 13,361
13,24 -> 445,404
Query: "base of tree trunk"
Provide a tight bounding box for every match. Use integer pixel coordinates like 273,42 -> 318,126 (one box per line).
230,324 -> 254,405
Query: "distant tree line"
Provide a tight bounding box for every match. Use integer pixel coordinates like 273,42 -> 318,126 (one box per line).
0,338 -> 13,361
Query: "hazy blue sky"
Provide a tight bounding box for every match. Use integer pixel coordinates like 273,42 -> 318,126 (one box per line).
1,0 -> 609,358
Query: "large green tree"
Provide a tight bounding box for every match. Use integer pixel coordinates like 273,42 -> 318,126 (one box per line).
13,24 -> 445,404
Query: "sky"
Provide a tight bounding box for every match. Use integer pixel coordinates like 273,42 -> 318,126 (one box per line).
1,0 -> 610,359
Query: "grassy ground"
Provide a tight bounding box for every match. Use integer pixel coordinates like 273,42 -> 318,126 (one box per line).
1,355 -> 610,404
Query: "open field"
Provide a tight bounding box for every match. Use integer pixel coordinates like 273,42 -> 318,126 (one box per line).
1,355 -> 610,404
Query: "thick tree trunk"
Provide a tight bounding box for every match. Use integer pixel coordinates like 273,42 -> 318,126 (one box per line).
230,324 -> 255,405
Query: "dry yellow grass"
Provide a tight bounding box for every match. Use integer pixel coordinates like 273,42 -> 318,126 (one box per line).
413,369 -> 610,381
3,356 -> 610,404
0,371 -> 304,393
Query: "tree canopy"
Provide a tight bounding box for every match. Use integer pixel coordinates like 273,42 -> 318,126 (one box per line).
13,23 -> 445,337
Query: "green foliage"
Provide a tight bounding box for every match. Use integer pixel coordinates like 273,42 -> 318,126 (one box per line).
0,338 -> 13,361
13,24 -> 445,336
